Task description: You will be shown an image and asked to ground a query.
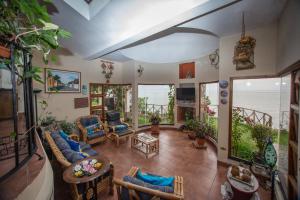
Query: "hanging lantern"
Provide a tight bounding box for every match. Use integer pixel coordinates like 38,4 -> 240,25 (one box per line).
233,13 -> 256,70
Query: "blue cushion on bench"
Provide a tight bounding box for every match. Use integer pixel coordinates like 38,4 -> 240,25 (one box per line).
61,149 -> 84,163
51,131 -> 71,151
123,175 -> 174,195
137,170 -> 174,187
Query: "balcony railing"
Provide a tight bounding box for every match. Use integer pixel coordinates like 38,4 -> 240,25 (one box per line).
138,103 -> 173,126
233,106 -> 273,127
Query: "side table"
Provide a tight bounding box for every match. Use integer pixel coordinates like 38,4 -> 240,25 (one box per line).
63,155 -> 113,200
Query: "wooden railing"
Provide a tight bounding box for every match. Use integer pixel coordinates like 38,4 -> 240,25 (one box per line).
233,106 -> 272,127
139,104 -> 172,126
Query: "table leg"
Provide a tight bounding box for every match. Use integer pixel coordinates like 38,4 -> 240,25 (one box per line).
92,179 -> 98,200
82,182 -> 88,200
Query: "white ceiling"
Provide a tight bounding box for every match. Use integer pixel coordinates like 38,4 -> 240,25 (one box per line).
51,0 -> 209,58
120,33 -> 219,63
51,0 -> 286,63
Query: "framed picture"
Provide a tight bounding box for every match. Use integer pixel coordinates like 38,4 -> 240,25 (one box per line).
45,68 -> 81,93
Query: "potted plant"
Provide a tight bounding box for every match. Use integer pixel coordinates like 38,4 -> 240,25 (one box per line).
149,112 -> 161,134
183,119 -> 198,140
59,120 -> 75,135
195,121 -> 207,146
0,0 -> 71,83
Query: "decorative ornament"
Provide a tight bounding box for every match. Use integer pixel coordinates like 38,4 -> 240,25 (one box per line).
101,60 -> 114,83
220,90 -> 228,97
219,80 -> 228,89
233,12 -> 256,70
263,137 -> 277,169
137,65 -> 144,77
209,49 -> 219,69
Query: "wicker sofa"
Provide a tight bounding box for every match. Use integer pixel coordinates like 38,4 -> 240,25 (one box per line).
45,130 -> 113,200
113,166 -> 184,200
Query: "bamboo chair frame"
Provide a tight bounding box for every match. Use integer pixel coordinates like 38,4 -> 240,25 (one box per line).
113,166 -> 184,200
45,131 -> 114,200
76,115 -> 107,145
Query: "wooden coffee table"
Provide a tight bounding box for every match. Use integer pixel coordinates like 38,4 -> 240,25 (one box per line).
63,155 -> 112,200
131,133 -> 159,158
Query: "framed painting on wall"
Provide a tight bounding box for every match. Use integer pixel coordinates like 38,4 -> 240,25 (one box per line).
45,68 -> 81,93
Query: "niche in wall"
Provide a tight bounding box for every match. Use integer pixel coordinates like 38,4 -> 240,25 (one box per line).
179,62 -> 195,79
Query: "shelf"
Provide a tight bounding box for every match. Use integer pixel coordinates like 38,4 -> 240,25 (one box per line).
90,105 -> 103,110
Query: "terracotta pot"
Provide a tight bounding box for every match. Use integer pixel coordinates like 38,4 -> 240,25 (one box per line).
196,138 -> 206,146
187,131 -> 196,140
151,124 -> 159,134
0,45 -> 10,58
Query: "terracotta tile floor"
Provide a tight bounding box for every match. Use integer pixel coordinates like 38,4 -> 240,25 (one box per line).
54,130 -> 271,200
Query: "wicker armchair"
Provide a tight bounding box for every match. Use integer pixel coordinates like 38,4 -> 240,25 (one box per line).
113,166 -> 184,200
105,111 -> 134,146
76,115 -> 106,145
45,131 -> 114,200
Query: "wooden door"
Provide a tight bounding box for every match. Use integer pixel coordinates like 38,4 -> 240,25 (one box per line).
288,70 -> 300,200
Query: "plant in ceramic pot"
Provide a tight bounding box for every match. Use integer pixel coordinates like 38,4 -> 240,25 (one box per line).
0,0 -> 71,83
149,112 -> 161,134
195,121 -> 207,146
184,119 -> 198,140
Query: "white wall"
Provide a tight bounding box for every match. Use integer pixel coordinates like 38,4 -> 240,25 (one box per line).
218,23 -> 278,162
32,50 -> 124,122
277,0 -> 300,72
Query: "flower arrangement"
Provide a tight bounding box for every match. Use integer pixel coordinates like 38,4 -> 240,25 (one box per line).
73,159 -> 102,177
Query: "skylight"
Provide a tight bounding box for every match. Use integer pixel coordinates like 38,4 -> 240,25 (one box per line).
64,0 -> 111,20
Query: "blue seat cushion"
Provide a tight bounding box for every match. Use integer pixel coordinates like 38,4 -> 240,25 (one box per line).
61,149 -> 84,163
115,124 -> 128,133
79,141 -> 91,151
82,148 -> 98,156
51,131 -> 71,151
137,170 -> 174,187
121,176 -> 173,200
87,130 -> 105,140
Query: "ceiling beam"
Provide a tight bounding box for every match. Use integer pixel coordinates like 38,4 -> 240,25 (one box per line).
86,0 -> 241,60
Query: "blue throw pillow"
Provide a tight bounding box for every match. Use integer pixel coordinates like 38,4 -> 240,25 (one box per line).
67,139 -> 81,152
136,170 -> 174,187
60,130 -> 69,141
86,123 -> 101,135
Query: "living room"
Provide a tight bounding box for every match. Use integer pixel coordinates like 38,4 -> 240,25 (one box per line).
0,0 -> 299,200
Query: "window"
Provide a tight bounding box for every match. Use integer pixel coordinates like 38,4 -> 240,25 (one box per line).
104,85 -> 132,125
230,78 -> 287,162
200,82 -> 219,141
138,84 -> 175,127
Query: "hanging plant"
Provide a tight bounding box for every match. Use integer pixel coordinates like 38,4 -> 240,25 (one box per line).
0,0 -> 71,83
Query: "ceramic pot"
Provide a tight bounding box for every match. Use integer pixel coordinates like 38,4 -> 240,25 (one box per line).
151,124 -> 159,134
0,46 -> 10,58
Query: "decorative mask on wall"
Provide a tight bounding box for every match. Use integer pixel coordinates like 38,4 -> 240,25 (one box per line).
209,49 -> 219,69
101,60 -> 114,83
137,65 -> 144,77
233,13 -> 256,70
